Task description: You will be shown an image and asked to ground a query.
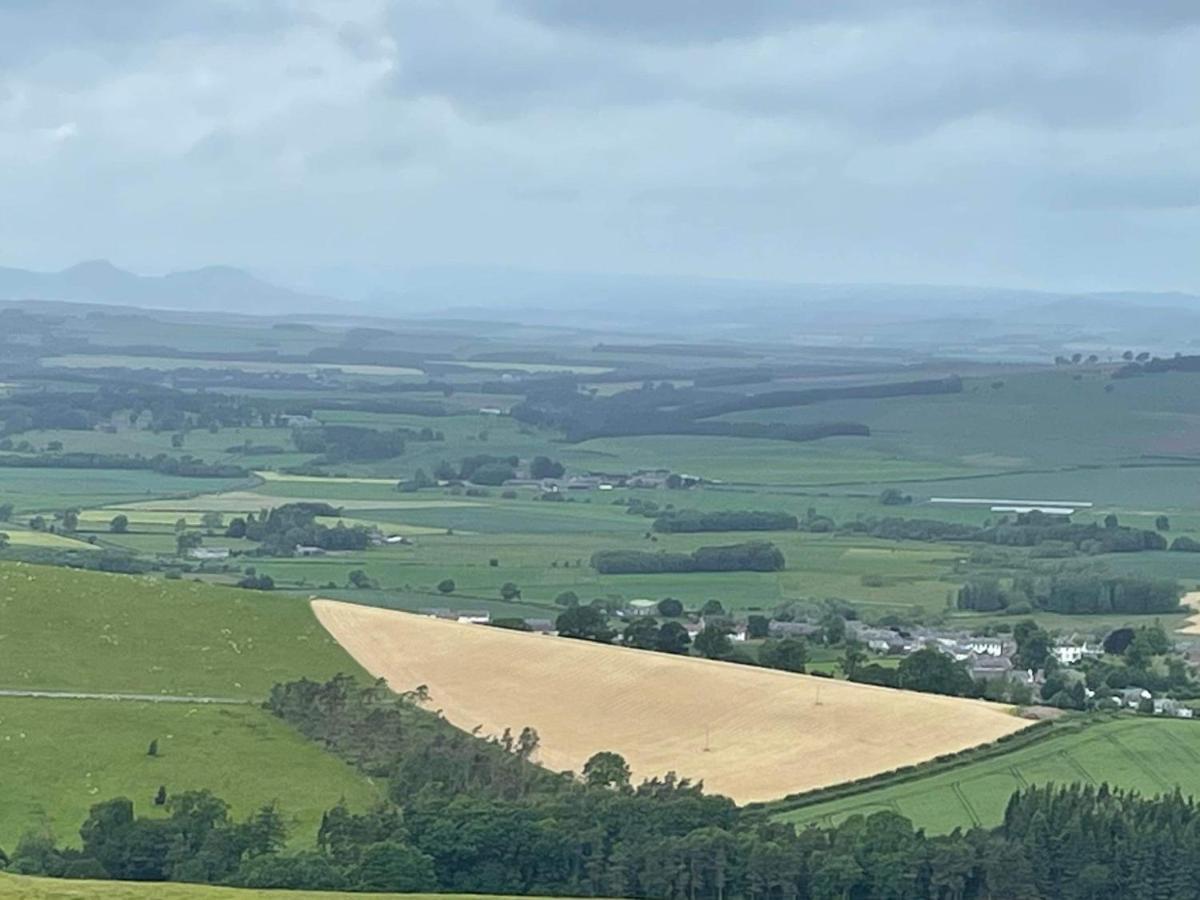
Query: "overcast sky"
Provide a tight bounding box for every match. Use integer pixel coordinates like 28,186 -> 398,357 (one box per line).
1,0 -> 1197,294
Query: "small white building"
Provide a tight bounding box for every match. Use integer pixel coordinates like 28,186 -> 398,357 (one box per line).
625,598 -> 658,618
456,610 -> 491,624
966,637 -> 1005,657
188,547 -> 230,561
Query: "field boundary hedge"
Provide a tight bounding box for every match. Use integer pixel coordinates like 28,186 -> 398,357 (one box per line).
754,713 -> 1113,818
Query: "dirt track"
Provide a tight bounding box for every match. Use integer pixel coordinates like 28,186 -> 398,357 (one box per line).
312,599 -> 1030,804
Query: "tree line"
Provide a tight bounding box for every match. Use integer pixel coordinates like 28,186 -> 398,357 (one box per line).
0,451 -> 248,479
591,541 -> 786,574
958,573 -> 1180,615
844,511 -> 1168,555
226,502 -> 371,555
292,424 -> 440,463
653,510 -> 799,533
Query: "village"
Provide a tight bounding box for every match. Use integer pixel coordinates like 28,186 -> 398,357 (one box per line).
416,596 -> 1198,719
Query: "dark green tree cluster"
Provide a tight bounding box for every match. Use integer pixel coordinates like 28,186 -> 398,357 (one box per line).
620,616 -> 692,654
0,452 -> 247,479
435,454 -> 520,485
226,503 -> 370,555
958,573 -> 1180,615
652,509 -> 799,533
292,425 -> 416,463
591,541 -> 785,574
848,511 -> 1168,555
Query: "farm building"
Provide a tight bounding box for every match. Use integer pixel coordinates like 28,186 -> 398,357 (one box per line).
768,621 -> 822,639
625,599 -> 658,618
456,610 -> 492,624
969,655 -> 1015,681
188,547 -> 231,561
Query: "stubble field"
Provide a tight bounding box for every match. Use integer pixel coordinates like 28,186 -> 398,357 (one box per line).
312,600 -> 1030,804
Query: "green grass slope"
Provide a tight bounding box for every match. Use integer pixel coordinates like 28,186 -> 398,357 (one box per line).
0,562 -> 366,697
0,698 -> 381,852
773,716 -> 1200,834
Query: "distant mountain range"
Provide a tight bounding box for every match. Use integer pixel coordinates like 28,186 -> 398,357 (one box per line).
1,260 -> 1196,355
0,260 -> 334,315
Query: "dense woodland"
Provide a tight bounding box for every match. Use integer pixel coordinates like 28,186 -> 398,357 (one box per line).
957,573 -> 1180,615
226,502 -> 372,555
591,541 -> 787,574
653,510 -> 800,533
7,675 -> 1200,898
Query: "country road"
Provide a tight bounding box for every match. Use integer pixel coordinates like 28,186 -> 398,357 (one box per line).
0,689 -> 249,705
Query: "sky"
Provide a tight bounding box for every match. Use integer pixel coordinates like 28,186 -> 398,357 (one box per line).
0,0 -> 1197,294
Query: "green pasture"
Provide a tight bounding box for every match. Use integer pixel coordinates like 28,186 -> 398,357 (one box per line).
0,873 -> 532,899
0,469 -> 252,514
242,529 -> 964,615
773,716 -> 1200,834
726,369 -> 1200,473
566,435 -> 980,486
0,562 -> 365,697
0,529 -> 99,551
0,698 -> 380,851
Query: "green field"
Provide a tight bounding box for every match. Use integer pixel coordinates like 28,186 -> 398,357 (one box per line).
0,874 -> 512,899
0,562 -> 365,697
38,355 -> 423,377
772,716 -> 1200,834
0,468 -> 253,515
0,698 -> 380,851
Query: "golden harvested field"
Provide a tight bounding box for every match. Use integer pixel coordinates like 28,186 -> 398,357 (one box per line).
1180,591 -> 1200,634
312,600 -> 1031,804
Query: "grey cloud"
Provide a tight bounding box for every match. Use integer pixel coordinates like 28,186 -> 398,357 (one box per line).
0,0 -> 1195,295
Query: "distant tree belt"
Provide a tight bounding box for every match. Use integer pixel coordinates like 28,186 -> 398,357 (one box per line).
592,341 -> 757,358
844,513 -> 1168,553
291,425 -> 441,463
0,452 -> 248,478
1113,354 -> 1200,378
591,541 -> 785,573
957,573 -> 1181,615
510,380 -> 874,442
300,397 -> 448,416
691,369 -> 774,387
685,374 -> 964,419
0,384 -> 281,432
652,509 -> 799,533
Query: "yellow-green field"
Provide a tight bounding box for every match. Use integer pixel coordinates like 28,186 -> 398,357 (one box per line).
0,873 -> 516,899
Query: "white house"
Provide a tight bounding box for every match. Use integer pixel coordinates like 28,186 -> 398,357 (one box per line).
625,599 -> 658,618
966,637 -> 1005,657
456,610 -> 491,624
1051,642 -> 1099,666
188,547 -> 230,561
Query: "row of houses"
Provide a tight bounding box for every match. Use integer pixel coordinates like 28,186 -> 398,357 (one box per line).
418,607 -> 556,633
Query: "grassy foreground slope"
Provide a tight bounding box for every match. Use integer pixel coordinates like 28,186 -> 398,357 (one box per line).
773,716 -> 1200,834
312,599 -> 1030,804
0,699 -> 380,851
0,563 -> 365,697
0,873 -> 518,899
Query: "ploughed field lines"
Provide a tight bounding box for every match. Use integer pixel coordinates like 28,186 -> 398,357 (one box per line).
312,599 -> 1029,804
